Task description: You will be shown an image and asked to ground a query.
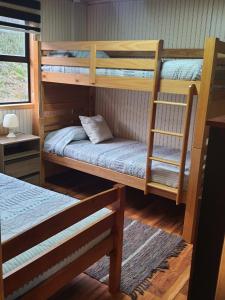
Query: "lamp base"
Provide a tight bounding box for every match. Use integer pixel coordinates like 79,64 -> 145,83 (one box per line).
6,130 -> 16,138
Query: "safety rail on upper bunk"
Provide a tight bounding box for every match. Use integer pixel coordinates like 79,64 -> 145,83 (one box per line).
37,39 -> 204,95
40,40 -> 161,92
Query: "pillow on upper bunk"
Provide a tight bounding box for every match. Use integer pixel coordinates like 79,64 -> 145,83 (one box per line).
71,51 -> 109,58
48,50 -> 73,57
79,115 -> 113,144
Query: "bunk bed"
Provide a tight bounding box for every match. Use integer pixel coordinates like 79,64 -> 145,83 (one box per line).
0,173 -> 124,300
32,37 -> 225,242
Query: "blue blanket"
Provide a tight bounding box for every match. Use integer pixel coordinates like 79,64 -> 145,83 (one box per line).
44,126 -> 87,156
44,136 -> 190,188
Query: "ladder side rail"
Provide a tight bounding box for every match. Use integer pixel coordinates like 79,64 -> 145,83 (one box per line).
145,40 -> 163,193
176,84 -> 196,204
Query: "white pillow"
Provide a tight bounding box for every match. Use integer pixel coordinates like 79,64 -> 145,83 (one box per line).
79,115 -> 113,144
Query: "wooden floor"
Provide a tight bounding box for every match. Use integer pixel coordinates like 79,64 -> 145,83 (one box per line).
46,171 -> 192,300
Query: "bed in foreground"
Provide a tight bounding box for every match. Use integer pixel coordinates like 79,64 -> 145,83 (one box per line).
0,173 -> 125,300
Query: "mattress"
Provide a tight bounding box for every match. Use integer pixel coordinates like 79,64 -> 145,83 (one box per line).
42,59 -> 203,81
0,173 -> 111,300
44,138 -> 190,189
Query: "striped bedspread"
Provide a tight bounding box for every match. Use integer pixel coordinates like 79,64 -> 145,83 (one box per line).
0,173 -> 111,299
44,137 -> 191,189
42,59 -> 203,81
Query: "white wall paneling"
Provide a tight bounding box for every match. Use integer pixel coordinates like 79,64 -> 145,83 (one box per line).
0,109 -> 32,135
41,0 -> 87,41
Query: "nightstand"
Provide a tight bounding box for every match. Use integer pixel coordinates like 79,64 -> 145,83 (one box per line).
0,133 -> 40,185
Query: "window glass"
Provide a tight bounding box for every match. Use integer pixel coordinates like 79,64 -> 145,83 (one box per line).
0,28 -> 25,56
0,62 -> 28,103
0,19 -> 29,104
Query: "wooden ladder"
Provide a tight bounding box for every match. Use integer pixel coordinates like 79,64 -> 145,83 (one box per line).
145,84 -> 196,204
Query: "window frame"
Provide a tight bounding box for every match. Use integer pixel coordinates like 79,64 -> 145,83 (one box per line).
0,32 -> 31,106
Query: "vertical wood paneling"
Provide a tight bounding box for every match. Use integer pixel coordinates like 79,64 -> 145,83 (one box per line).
87,0 -> 225,148
41,0 -> 72,41
71,3 -> 87,40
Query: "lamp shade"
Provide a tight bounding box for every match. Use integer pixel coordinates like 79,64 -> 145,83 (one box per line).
3,114 -> 19,129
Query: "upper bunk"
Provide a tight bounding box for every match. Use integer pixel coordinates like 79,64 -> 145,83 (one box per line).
33,37 -> 225,101
38,39 -> 207,94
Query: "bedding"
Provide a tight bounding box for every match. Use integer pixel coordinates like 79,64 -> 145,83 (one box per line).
0,173 -> 111,300
44,126 -> 87,156
79,115 -> 113,144
42,59 -> 203,81
48,50 -> 109,58
44,137 -> 191,189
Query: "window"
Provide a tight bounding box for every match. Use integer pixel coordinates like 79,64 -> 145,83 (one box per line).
0,25 -> 30,105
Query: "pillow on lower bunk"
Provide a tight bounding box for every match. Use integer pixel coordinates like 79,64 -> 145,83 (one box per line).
79,115 -> 113,144
44,126 -> 88,155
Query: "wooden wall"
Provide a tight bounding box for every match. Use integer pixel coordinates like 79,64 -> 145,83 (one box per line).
87,0 -> 225,147
41,0 -> 87,42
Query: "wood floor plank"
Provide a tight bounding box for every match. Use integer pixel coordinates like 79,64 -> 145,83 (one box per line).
160,266 -> 190,300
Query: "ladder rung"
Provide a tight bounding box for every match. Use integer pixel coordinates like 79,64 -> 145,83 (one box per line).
151,129 -> 183,137
147,182 -> 178,194
149,156 -> 180,166
154,101 -> 187,107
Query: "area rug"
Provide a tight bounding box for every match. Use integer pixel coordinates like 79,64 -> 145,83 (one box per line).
85,218 -> 186,299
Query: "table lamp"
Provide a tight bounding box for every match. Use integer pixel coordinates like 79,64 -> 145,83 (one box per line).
3,114 -> 19,138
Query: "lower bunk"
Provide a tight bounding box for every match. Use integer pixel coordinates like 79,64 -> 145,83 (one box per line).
0,173 -> 125,300
43,137 -> 190,202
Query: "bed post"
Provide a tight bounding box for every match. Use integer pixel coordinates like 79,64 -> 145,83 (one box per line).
145,40 -> 163,194
30,34 -> 41,136
0,231 -> 4,300
183,38 -> 218,243
108,184 -> 125,294
30,35 -> 45,186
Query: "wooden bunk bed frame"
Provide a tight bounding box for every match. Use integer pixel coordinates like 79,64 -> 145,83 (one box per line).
0,184 -> 125,299
32,37 -> 225,242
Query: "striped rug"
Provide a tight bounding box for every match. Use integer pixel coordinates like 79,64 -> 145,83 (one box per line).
86,218 -> 186,299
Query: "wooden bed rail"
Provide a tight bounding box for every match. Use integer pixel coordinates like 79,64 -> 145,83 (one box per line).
162,49 -> 204,58
41,40 -> 160,51
1,184 -> 125,298
41,40 -> 161,88
2,186 -> 119,262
